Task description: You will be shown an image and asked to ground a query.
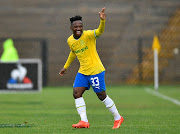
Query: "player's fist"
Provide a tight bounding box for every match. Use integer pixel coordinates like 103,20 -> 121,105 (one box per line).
59,68 -> 66,76
99,7 -> 106,20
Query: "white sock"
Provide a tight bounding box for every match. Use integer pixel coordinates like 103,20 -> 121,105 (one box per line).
102,95 -> 121,120
75,97 -> 88,122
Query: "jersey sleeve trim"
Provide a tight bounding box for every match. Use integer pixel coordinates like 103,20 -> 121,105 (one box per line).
94,29 -> 99,38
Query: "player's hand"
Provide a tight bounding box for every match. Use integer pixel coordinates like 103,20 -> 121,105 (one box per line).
99,7 -> 106,20
59,68 -> 66,76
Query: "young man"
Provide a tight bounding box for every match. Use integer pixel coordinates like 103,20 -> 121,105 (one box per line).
59,7 -> 124,129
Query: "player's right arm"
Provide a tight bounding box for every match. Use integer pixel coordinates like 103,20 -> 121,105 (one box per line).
59,51 -> 76,76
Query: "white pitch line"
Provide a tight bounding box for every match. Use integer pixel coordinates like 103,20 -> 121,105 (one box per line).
145,88 -> 180,106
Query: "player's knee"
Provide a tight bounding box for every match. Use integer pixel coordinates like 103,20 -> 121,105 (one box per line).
96,91 -> 107,101
98,95 -> 106,101
73,91 -> 82,99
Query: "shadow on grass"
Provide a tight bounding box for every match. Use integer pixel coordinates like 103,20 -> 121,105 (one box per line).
0,124 -> 34,128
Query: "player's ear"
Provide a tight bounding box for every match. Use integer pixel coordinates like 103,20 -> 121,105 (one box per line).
70,25 -> 73,30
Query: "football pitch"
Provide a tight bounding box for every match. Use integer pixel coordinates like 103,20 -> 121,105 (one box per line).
0,85 -> 179,134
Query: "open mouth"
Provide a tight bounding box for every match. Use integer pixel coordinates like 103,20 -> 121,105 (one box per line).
76,30 -> 81,35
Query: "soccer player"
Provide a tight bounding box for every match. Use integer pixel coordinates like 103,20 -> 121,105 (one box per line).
59,7 -> 124,129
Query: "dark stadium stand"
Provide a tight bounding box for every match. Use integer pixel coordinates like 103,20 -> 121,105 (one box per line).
127,8 -> 180,84
0,0 -> 180,85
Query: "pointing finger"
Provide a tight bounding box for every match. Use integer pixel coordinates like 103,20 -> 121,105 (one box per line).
101,7 -> 105,13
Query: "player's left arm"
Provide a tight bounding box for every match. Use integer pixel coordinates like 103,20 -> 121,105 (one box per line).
59,51 -> 76,76
95,7 -> 106,37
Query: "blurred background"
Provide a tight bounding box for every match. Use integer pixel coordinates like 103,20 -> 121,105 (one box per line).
0,0 -> 180,87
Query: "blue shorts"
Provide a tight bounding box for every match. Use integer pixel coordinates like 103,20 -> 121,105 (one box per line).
73,71 -> 106,93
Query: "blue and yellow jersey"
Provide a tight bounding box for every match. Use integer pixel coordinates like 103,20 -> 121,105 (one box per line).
64,19 -> 105,75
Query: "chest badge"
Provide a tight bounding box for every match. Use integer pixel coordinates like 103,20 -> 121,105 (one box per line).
80,40 -> 86,46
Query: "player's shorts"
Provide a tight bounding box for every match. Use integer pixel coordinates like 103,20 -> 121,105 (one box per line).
73,71 -> 106,93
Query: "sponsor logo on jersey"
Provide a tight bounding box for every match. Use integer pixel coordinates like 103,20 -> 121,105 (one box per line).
74,46 -> 88,54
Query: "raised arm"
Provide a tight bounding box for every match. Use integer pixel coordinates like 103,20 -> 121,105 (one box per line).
59,51 -> 76,76
95,7 -> 106,37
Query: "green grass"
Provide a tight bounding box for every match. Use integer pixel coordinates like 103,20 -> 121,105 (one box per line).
0,85 -> 179,134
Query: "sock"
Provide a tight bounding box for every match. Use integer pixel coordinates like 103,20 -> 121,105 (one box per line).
75,97 -> 88,122
102,95 -> 121,120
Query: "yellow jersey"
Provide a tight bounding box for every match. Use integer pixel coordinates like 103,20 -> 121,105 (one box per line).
64,19 -> 105,75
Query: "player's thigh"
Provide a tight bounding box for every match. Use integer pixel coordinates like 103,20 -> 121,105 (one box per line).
73,72 -> 90,89
73,73 -> 90,98
89,71 -> 106,93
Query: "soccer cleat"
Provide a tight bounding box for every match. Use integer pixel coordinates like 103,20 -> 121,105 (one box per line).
72,121 -> 90,128
112,116 -> 124,129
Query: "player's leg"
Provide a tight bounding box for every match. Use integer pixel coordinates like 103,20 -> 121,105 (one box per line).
97,91 -> 124,129
96,90 -> 107,101
73,86 -> 86,99
73,87 -> 88,123
89,71 -> 124,129
96,90 -> 121,120
97,91 -> 121,120
72,73 -> 90,128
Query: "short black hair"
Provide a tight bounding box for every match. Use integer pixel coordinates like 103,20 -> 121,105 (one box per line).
70,15 -> 82,24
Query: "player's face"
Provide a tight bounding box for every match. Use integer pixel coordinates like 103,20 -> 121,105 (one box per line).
71,20 -> 83,39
